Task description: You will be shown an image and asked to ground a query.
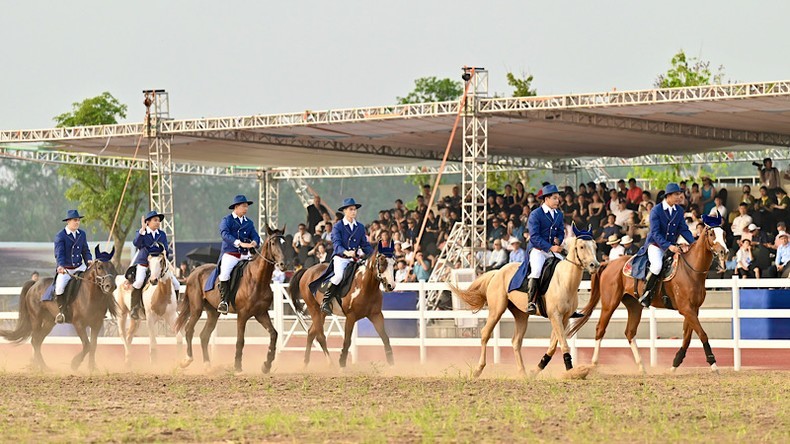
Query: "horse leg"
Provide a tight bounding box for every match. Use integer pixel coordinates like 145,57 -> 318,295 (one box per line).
118,311 -> 131,364
550,313 -> 573,371
680,307 -> 718,373
670,318 -> 693,372
31,321 -> 52,372
254,313 -> 278,374
367,312 -> 393,366
509,307 -> 529,377
622,296 -> 646,374
533,331 -> 559,376
234,315 -> 250,373
314,314 -> 333,365
339,314 -> 357,368
199,310 -> 220,370
303,322 -> 318,367
88,323 -> 101,372
592,299 -> 618,366
167,307 -> 184,358
473,301 -> 507,378
148,313 -> 159,365
71,323 -> 90,372
180,305 -> 202,368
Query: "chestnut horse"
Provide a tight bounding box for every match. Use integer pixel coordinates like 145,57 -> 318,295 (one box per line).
450,235 -> 600,377
115,248 -> 182,364
568,223 -> 728,373
288,250 -> 397,368
175,227 -> 286,373
0,246 -> 118,371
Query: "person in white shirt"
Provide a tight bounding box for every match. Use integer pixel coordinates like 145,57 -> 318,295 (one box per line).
730,202 -> 752,248
708,195 -> 728,221
605,235 -> 625,262
735,239 -> 759,278
487,239 -> 508,270
292,224 -> 313,250
394,260 -> 410,283
508,238 -> 526,263
613,199 -> 635,229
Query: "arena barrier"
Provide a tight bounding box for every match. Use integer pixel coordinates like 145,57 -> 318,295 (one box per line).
1,277 -> 789,371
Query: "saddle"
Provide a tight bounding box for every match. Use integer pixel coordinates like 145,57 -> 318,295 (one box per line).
320,261 -> 361,301
226,260 -> 250,310
124,265 -> 150,287
623,251 -> 680,310
41,272 -> 84,322
512,257 -> 561,317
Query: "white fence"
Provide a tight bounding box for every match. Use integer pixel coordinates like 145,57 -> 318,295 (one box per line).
1,277 -> 789,371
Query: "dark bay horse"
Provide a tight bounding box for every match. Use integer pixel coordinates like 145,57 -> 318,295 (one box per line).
288,250 -> 397,368
175,227 -> 285,373
569,223 -> 728,373
0,246 -> 118,371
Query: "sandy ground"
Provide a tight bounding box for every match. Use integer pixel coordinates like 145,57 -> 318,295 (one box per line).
0,343 -> 787,443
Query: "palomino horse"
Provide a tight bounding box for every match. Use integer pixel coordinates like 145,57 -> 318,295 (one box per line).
0,246 -> 118,371
568,221 -> 728,373
288,250 -> 397,368
450,234 -> 600,377
175,227 -> 286,373
114,246 -> 182,364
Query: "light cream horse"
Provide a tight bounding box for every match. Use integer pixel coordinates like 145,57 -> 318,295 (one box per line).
451,235 -> 600,377
114,251 -> 182,364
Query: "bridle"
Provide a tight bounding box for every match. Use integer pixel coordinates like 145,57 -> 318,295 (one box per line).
256,234 -> 285,265
70,261 -> 115,294
374,253 -> 392,284
566,237 -> 595,271
678,225 -> 725,275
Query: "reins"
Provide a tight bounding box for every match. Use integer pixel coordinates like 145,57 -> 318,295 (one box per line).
677,226 -> 719,275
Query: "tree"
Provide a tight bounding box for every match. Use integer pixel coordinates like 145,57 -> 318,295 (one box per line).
506,72 -> 537,97
54,92 -> 146,270
397,77 -> 463,104
654,49 -> 725,88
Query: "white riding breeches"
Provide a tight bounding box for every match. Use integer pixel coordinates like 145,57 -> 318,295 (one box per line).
647,244 -> 664,275
219,253 -> 251,281
528,249 -> 564,279
132,264 -> 148,289
55,263 -> 87,296
330,255 -> 352,286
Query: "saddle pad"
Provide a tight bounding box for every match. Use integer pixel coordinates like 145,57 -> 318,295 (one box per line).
623,253 -> 679,282
320,262 -> 362,300
41,272 -> 84,322
124,265 -> 150,288
227,260 -> 250,309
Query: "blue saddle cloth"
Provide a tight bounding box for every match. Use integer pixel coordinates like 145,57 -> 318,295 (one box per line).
630,253 -> 649,280
42,284 -> 56,301
508,260 -> 531,293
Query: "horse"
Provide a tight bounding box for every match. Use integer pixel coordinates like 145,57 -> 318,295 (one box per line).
288,249 -> 397,368
450,234 -> 600,378
567,221 -> 728,373
0,246 -> 118,372
114,246 -> 182,365
175,226 -> 286,373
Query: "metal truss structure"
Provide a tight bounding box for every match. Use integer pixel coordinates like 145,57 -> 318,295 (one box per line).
257,170 -> 280,229
145,90 -> 176,260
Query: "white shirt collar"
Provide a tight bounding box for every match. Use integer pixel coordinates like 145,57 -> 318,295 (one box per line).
343,218 -> 356,229
661,201 -> 676,212
146,227 -> 160,236
541,203 -> 555,215
65,227 -> 78,236
233,213 -> 246,222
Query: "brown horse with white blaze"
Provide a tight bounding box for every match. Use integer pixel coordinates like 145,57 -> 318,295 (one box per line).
0,246 -> 118,371
568,222 -> 728,373
288,249 -> 397,368
175,226 -> 286,373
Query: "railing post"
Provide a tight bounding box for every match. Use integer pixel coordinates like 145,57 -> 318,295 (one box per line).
351,313 -> 358,365
493,317 -> 501,364
273,283 -> 285,353
732,275 -> 741,371
419,280 -> 427,365
649,306 -> 658,367
570,333 -> 578,364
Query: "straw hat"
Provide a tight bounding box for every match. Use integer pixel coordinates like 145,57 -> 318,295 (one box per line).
606,234 -> 621,245
620,235 -> 634,244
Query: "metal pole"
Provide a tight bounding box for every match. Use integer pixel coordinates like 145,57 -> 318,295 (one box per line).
493,319 -> 501,364
649,306 -> 658,367
419,280 -> 427,364
273,283 -> 285,353
732,276 -> 741,371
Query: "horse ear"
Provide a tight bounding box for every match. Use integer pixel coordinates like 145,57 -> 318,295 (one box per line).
281,224 -> 286,235
94,244 -> 100,259
108,247 -> 115,260
266,225 -> 273,235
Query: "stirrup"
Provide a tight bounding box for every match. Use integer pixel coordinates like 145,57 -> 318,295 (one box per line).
217,300 -> 229,315
55,312 -> 65,324
570,311 -> 585,319
321,299 -> 333,316
526,302 -> 537,315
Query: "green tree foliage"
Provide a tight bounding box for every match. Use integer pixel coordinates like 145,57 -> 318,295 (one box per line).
397,77 -> 463,104
654,50 -> 725,88
506,72 -> 537,97
627,161 -> 729,191
54,92 -> 146,269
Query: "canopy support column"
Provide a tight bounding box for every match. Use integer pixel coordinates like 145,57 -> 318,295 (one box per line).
144,90 -> 176,262
258,169 -> 280,230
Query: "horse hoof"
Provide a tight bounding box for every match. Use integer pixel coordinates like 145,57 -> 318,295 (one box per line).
179,358 -> 193,369
471,369 -> 483,379
234,367 -> 242,374
710,363 -> 719,373
669,366 -> 678,373
638,365 -> 646,375
262,363 -> 272,374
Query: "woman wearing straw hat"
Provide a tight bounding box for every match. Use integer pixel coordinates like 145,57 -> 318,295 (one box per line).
50,209 -> 93,323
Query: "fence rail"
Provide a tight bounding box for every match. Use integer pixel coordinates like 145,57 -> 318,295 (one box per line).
0,277 -> 788,371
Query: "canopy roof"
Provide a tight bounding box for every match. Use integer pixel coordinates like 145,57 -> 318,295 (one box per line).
1,81 -> 789,168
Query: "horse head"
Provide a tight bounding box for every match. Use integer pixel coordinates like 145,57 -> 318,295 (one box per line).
147,242 -> 168,285
571,223 -> 601,274
702,213 -> 729,271
371,248 -> 397,292
90,245 -> 118,295
263,226 -> 287,270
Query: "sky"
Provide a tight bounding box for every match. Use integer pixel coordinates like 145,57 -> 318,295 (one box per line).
2,0 -> 790,129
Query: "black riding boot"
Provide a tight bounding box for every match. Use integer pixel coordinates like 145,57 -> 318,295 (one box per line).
526,278 -> 540,315
638,272 -> 660,308
130,287 -> 145,320
321,284 -> 337,316
54,294 -> 66,324
217,281 -> 230,315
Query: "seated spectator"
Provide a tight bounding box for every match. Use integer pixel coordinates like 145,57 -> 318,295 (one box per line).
304,242 -> 330,268
740,184 -> 755,206
412,251 -> 432,282
502,184 -> 515,208
767,231 -> 790,278
709,195 -> 728,221
735,239 -> 760,279
486,239 -> 508,271
175,261 -> 190,284
616,179 -> 628,198
625,178 -> 643,211
606,235 -> 625,262
607,189 -> 620,214
508,238 -> 525,263
686,208 -> 701,234
573,194 -> 589,227
562,193 -> 579,225
730,203 -> 752,248
588,192 -> 605,229
637,191 -> 654,216
773,188 -> 789,226
598,214 -> 622,253
689,182 -> 702,208
613,199 -> 635,229
487,218 -> 506,243
621,235 -> 638,256
315,221 -> 332,242
401,242 -> 415,265
306,195 -> 330,234
395,260 -> 410,283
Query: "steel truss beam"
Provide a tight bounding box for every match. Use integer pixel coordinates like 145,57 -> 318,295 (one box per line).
145,90 -> 176,261
500,110 -> 790,147
567,148 -> 790,169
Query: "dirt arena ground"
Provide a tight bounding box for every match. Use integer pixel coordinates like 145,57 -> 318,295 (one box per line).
0,344 -> 788,443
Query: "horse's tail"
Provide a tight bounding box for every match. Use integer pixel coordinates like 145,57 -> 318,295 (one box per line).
0,280 -> 36,343
288,268 -> 307,313
174,282 -> 192,332
447,270 -> 496,312
567,263 -> 606,338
